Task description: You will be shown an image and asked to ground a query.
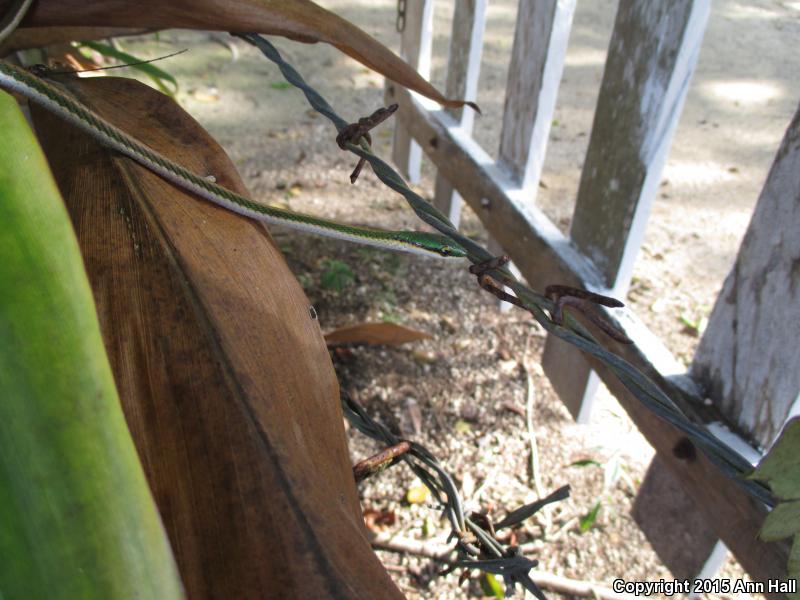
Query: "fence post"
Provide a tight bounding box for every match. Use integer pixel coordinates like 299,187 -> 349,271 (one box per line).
691,103 -> 800,450
389,0 -> 434,184
432,0 -> 487,228
541,0 -> 710,423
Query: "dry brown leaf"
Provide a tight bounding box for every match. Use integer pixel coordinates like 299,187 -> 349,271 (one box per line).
0,27 -> 150,55
30,74 -> 403,598
45,43 -> 98,72
324,322 -> 432,346
23,0 -> 477,109
363,508 -> 397,532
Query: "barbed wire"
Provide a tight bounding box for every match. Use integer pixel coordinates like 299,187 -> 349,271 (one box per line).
235,31 -> 775,593
343,389 -> 567,598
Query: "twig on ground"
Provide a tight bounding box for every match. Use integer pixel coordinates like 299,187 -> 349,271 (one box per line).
522,334 -> 551,531
372,533 -> 637,600
524,366 -> 544,499
370,531 -> 455,561
546,516 -> 579,542
526,570 -> 637,600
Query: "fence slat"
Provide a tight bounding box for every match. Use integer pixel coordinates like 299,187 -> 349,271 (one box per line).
432,0 -> 487,227
385,84 -> 790,588
487,0 -> 575,311
691,102 -> 800,449
541,0 -> 711,422
389,0 -> 434,184
497,0 -> 574,190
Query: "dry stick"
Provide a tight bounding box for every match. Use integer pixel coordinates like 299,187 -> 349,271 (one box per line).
371,532 -> 454,561
522,335 -> 550,532
371,533 -> 636,600
525,367 -> 544,499
523,367 -> 555,535
542,516 -> 578,542
526,571 -> 636,600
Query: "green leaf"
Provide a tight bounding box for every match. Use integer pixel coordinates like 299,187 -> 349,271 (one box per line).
569,458 -> 602,468
790,538 -> 800,599
751,418 -> 800,591
751,417 -> 800,500
480,573 -> 505,599
604,456 -> 622,490
270,81 -> 293,90
320,259 -> 355,292
78,40 -> 179,96
579,502 -> 602,532
0,91 -> 182,598
380,312 -> 403,324
454,419 -> 472,434
760,501 -> 800,541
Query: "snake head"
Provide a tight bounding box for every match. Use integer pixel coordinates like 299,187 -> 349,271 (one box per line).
436,242 -> 469,258
393,231 -> 468,258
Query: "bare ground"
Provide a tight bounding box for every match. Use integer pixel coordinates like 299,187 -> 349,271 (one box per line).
118,1 -> 800,597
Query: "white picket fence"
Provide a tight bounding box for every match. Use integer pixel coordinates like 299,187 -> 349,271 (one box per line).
386,0 -> 798,590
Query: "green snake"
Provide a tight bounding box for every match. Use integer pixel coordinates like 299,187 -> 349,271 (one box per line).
0,59 -> 467,258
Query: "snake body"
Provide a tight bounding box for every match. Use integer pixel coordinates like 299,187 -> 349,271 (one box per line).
0,60 -> 467,258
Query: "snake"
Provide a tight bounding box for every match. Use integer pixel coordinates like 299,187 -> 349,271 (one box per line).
0,37 -> 466,259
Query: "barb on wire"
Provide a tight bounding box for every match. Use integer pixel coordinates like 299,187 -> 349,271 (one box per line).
235,28 -> 773,521
336,103 -> 398,183
544,284 -> 632,344
353,440 -> 411,482
494,486 -> 570,531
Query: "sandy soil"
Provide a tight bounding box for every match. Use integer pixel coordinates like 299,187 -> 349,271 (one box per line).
117,1 -> 800,597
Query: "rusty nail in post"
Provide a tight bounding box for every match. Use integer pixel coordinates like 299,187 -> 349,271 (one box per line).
353,441 -> 412,482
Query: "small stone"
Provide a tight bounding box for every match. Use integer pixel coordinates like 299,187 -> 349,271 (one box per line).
650,298 -> 668,313
461,404 -> 479,422
412,349 -> 437,364
453,338 -> 471,352
440,315 -> 458,333
499,359 -> 519,376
